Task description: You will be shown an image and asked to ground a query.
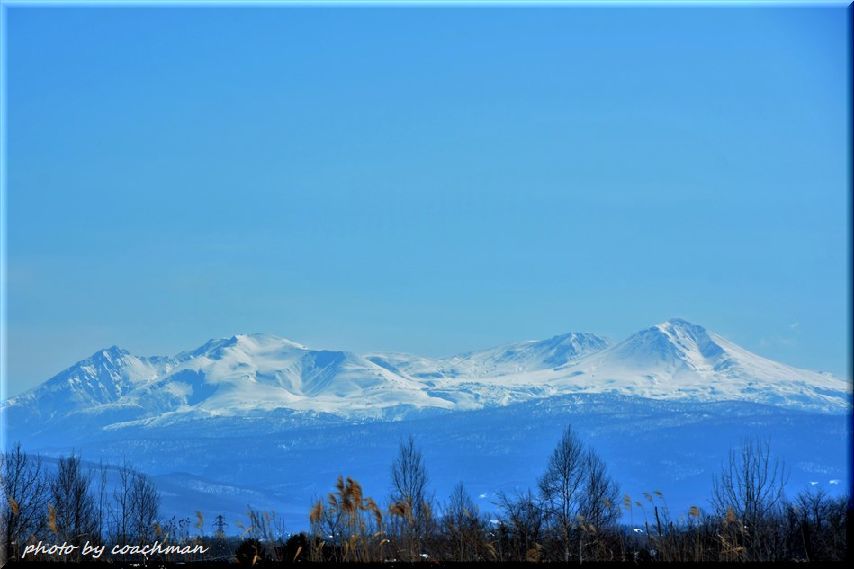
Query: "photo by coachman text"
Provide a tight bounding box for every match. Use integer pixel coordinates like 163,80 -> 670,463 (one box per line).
21,541 -> 210,560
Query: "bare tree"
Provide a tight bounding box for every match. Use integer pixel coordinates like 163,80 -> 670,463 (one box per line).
789,489 -> 847,562
496,490 -> 544,561
577,449 -> 620,560
538,425 -> 586,561
390,435 -> 431,561
444,482 -> 483,561
2,443 -> 49,562
537,425 -> 621,562
578,449 -> 620,530
50,453 -> 98,548
129,470 -> 160,542
711,438 -> 788,561
111,462 -> 134,544
109,461 -> 159,544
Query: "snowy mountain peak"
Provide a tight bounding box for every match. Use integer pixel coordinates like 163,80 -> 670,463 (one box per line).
367,330 -> 610,381
536,332 -> 611,367
62,345 -> 136,384
3,344 -> 168,416
181,333 -> 307,361
661,317 -> 701,328
230,333 -> 308,352
228,332 -> 306,347
96,345 -> 129,360
607,318 -> 725,370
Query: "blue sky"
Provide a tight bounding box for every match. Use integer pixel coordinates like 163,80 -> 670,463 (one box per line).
5,4 -> 849,396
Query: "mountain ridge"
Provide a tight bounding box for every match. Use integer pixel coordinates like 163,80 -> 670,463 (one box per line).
4,319 -> 850,431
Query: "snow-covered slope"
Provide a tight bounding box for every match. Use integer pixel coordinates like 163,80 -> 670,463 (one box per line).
150,333 -> 455,416
366,332 -> 609,379
3,347 -> 175,424
2,320 -> 850,436
4,333 -> 456,433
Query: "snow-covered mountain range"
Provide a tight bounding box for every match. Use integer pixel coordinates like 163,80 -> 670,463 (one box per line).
4,319 -> 849,437
2,318 -> 849,527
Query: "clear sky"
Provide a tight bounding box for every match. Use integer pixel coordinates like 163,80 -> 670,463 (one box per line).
4,4 -> 850,396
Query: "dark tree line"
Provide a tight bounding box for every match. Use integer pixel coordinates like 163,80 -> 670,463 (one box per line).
1,443 -> 162,563
2,430 -> 848,564
305,428 -> 847,563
